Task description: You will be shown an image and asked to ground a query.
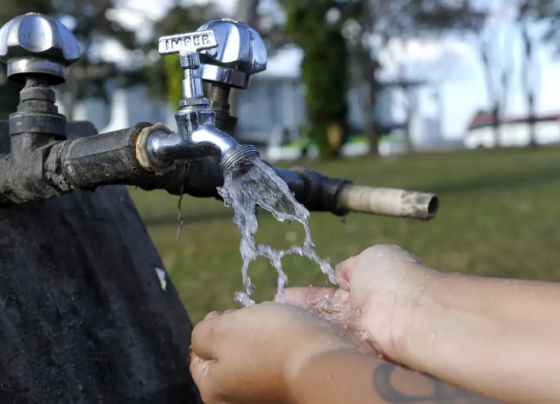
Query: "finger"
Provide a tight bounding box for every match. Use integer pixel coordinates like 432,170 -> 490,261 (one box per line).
366,244 -> 424,266
335,255 -> 358,290
283,287 -> 337,306
191,317 -> 221,360
189,351 -> 217,404
205,311 -> 223,320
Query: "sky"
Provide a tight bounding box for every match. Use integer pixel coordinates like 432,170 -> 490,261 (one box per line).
111,0 -> 560,140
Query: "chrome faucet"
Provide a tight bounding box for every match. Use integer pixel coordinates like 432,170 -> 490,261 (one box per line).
195,18 -> 267,136
145,28 -> 259,174
0,12 -> 439,221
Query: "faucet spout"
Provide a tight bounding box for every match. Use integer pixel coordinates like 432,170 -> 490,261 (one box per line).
145,107 -> 259,174
144,28 -> 259,178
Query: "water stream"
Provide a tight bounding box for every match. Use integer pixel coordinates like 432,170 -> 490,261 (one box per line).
218,157 -> 338,306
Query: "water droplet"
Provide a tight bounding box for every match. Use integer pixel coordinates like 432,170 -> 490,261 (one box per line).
234,291 -> 255,306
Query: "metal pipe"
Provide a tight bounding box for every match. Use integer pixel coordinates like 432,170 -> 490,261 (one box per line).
146,117 -> 259,174
271,165 -> 439,221
45,123 -> 153,191
337,185 -> 439,221
147,124 -> 239,166
272,167 -> 307,201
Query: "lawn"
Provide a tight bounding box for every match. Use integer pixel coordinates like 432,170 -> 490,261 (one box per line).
129,146 -> 560,323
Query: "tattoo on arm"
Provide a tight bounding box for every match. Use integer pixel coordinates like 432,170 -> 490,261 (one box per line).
373,363 -> 499,404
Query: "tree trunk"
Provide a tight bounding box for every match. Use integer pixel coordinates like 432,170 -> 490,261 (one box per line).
402,85 -> 415,153
0,121 -> 200,404
521,16 -> 538,147
353,48 -> 380,157
528,93 -> 537,147
360,81 -> 379,157
492,104 -> 501,148
478,40 -> 500,148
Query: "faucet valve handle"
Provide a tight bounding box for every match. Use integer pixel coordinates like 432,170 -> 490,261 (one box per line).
196,19 -> 267,90
0,13 -> 80,85
158,30 -> 218,107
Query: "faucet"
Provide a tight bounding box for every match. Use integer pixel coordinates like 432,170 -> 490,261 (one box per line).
196,18 -> 267,137
0,13 -> 439,221
143,28 -> 260,175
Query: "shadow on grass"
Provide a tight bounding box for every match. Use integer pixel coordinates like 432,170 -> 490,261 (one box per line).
143,165 -> 560,228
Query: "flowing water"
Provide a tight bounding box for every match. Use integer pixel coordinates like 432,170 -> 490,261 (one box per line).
218,157 -> 338,306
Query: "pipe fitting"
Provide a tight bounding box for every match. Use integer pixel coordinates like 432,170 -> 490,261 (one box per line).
135,123 -> 177,175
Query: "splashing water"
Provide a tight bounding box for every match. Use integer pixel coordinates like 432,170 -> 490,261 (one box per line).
218,158 -> 338,306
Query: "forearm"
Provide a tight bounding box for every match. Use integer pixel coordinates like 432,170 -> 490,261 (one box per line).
401,272 -> 560,403
292,349 -> 497,404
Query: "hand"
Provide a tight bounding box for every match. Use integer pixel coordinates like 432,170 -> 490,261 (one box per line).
189,302 -> 363,404
284,244 -> 439,364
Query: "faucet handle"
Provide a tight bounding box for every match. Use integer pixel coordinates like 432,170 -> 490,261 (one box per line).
158,30 -> 218,69
0,13 -> 80,85
196,19 -> 267,90
158,30 -> 218,106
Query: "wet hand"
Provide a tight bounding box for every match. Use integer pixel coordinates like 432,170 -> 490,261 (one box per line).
189,302 -> 362,404
284,244 -> 439,363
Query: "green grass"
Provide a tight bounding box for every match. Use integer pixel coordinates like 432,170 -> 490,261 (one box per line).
129,146 -> 560,323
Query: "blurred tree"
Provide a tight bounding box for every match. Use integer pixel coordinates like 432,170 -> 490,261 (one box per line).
277,0 -> 485,158
533,0 -> 560,51
280,0 -> 350,159
350,0 -> 485,155
468,0 -> 558,149
513,0 -> 560,146
0,0 -> 138,121
518,0 -> 542,147
511,0 -> 560,147
470,1 -> 516,149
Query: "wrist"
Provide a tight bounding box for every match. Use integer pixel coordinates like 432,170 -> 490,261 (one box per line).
388,267 -> 449,367
284,332 -> 364,403
290,349 -> 379,404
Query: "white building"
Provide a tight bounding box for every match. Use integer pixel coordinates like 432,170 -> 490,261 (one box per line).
463,111 -> 560,149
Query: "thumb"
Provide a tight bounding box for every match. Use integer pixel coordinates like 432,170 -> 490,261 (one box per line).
365,244 -> 424,266
189,349 -> 215,402
334,255 -> 358,290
